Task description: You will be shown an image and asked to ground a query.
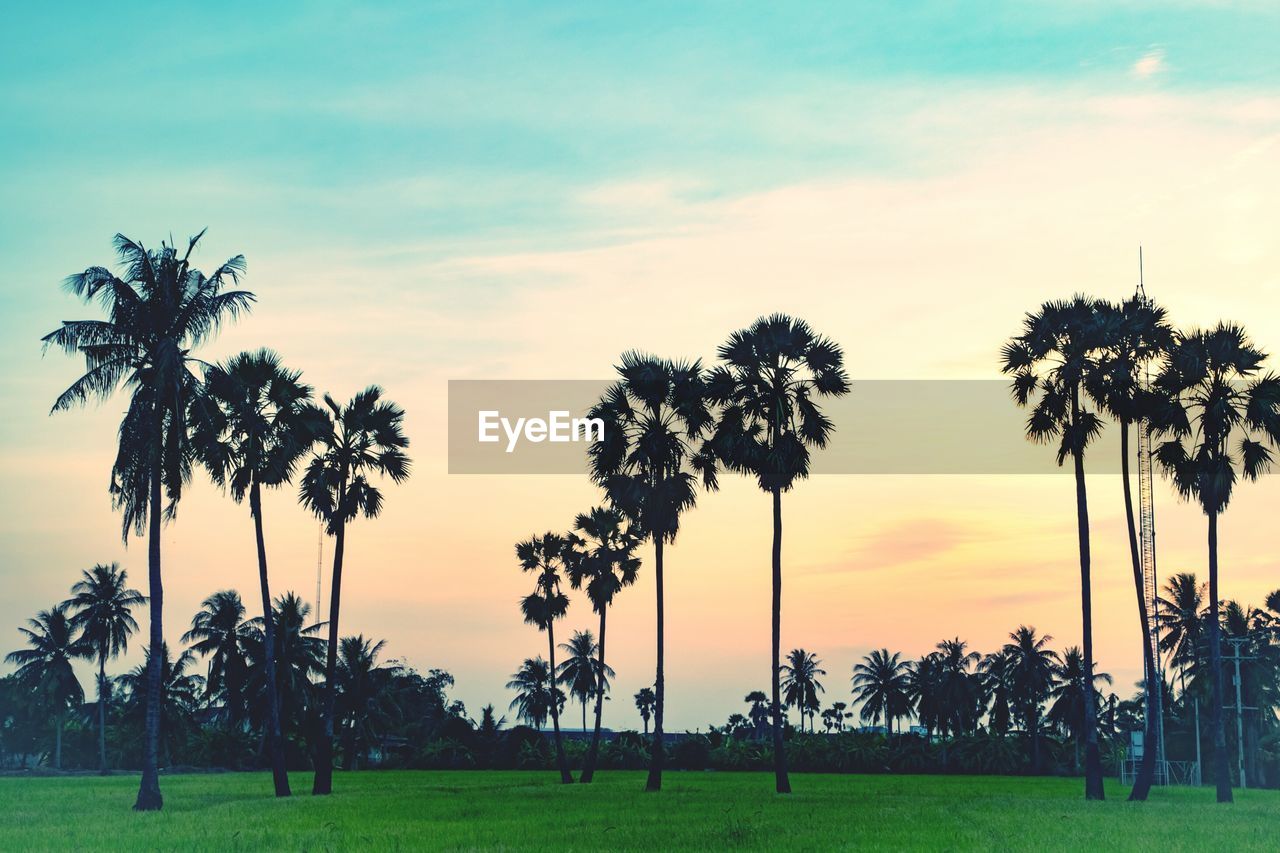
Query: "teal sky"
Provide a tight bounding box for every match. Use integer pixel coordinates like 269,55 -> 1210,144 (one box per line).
3,3 -> 1280,728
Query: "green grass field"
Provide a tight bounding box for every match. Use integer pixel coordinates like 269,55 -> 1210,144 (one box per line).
1,771 -> 1275,851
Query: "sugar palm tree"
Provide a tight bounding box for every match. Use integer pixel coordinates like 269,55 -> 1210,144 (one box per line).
744,690 -> 770,738
182,590 -> 252,725
1047,646 -> 1113,771
518,533 -> 576,783
299,387 -> 410,795
588,352 -> 716,791
1002,295 -> 1109,799
5,605 -> 87,769
705,314 -> 849,792
852,649 -> 911,734
780,649 -> 826,732
1004,626 -> 1059,772
507,657 -> 560,730
1087,294 -> 1173,800
42,231 -> 252,809
566,505 -> 640,781
190,349 -> 318,796
634,687 -> 656,736
1149,323 -> 1280,802
62,563 -> 144,773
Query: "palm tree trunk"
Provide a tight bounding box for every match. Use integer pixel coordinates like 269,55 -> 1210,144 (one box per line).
251,480 -> 291,798
313,516 -> 345,796
1120,421 -> 1158,800
98,654 -> 108,775
581,608 -> 608,783
1207,511 -> 1233,803
645,538 -> 665,792
134,456 -> 165,811
1069,398 -> 1104,800
545,596 -> 573,784
54,710 -> 63,770
771,487 -> 792,794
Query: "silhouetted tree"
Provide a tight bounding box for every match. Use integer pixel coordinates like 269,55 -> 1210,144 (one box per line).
780,649 -> 826,732
1004,626 -> 1059,773
852,649 -> 911,734
517,533 -> 575,783
634,687 -> 655,736
5,606 -> 86,769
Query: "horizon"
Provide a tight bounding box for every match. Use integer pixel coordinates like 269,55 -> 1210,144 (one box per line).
3,1 -> 1280,735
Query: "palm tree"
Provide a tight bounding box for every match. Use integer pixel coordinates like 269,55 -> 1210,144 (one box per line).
935,638 -> 983,741
5,606 -> 87,769
1150,323 -> 1280,802
1158,572 -> 1206,775
907,654 -> 944,739
979,650 -> 1015,736
517,533 -> 576,783
507,657 -> 560,730
744,690 -> 770,738
62,563 -> 144,773
706,315 -> 849,792
825,701 -> 850,733
1087,294 -> 1173,800
1003,626 -> 1059,773
1047,646 -> 1113,771
182,591 -> 251,724
190,349 -> 317,797
557,630 -> 613,734
588,352 -> 715,791
1002,295 -> 1109,799
43,231 -> 252,809
333,635 -> 397,770
634,687 -> 656,736
566,505 -> 640,782
780,649 -> 826,732
852,649 -> 911,734
244,592 -> 326,746
299,387 -> 410,795
117,642 -> 204,767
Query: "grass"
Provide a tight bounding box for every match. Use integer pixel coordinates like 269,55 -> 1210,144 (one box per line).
0,770 -> 1276,851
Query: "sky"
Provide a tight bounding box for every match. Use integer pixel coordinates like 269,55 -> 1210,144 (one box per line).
2,1 -> 1279,731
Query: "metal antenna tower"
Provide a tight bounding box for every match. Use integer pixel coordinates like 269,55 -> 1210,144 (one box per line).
1135,246 -> 1168,780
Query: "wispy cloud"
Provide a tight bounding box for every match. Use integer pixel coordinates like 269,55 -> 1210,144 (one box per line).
1132,48 -> 1168,80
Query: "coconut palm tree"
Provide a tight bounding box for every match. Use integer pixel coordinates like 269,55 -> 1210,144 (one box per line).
507,657 -> 561,730
1047,647 -> 1113,771
566,505 -> 640,781
907,654 -> 945,739
1158,572 -> 1207,774
333,635 -> 398,770
42,231 -> 252,809
62,563 -> 144,773
190,349 -> 318,797
1002,295 -> 1109,799
1004,626 -> 1059,773
244,592 -> 326,746
634,687 -> 656,736
517,533 -> 576,783
780,649 -> 826,732
935,638 -> 983,740
557,630 -> 613,734
587,352 -> 716,791
979,650 -> 1015,737
1087,294 -> 1173,799
116,642 -> 204,767
182,591 -> 252,725
1149,323 -> 1280,802
298,387 -> 410,795
852,649 -> 911,735
5,606 -> 87,769
705,315 -> 849,792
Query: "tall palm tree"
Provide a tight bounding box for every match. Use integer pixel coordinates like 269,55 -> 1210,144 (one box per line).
588,352 -> 715,791
299,387 -> 410,795
557,630 -> 613,734
190,349 -> 317,797
507,657 -> 560,730
63,563 -> 144,773
181,591 -> 251,724
1047,646 -> 1113,771
516,533 -> 575,783
566,505 -> 640,782
1150,323 -> 1280,802
1003,626 -> 1059,773
5,606 -> 87,769
1087,294 -> 1173,800
852,649 -> 911,734
1002,295 -> 1109,799
779,649 -> 826,732
43,231 -> 252,810
706,315 -> 849,792
634,687 -> 656,736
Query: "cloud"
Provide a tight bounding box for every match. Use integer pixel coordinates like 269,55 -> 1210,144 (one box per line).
1132,48 -> 1168,80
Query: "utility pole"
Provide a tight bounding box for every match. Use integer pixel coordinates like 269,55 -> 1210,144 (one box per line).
1225,637 -> 1256,789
